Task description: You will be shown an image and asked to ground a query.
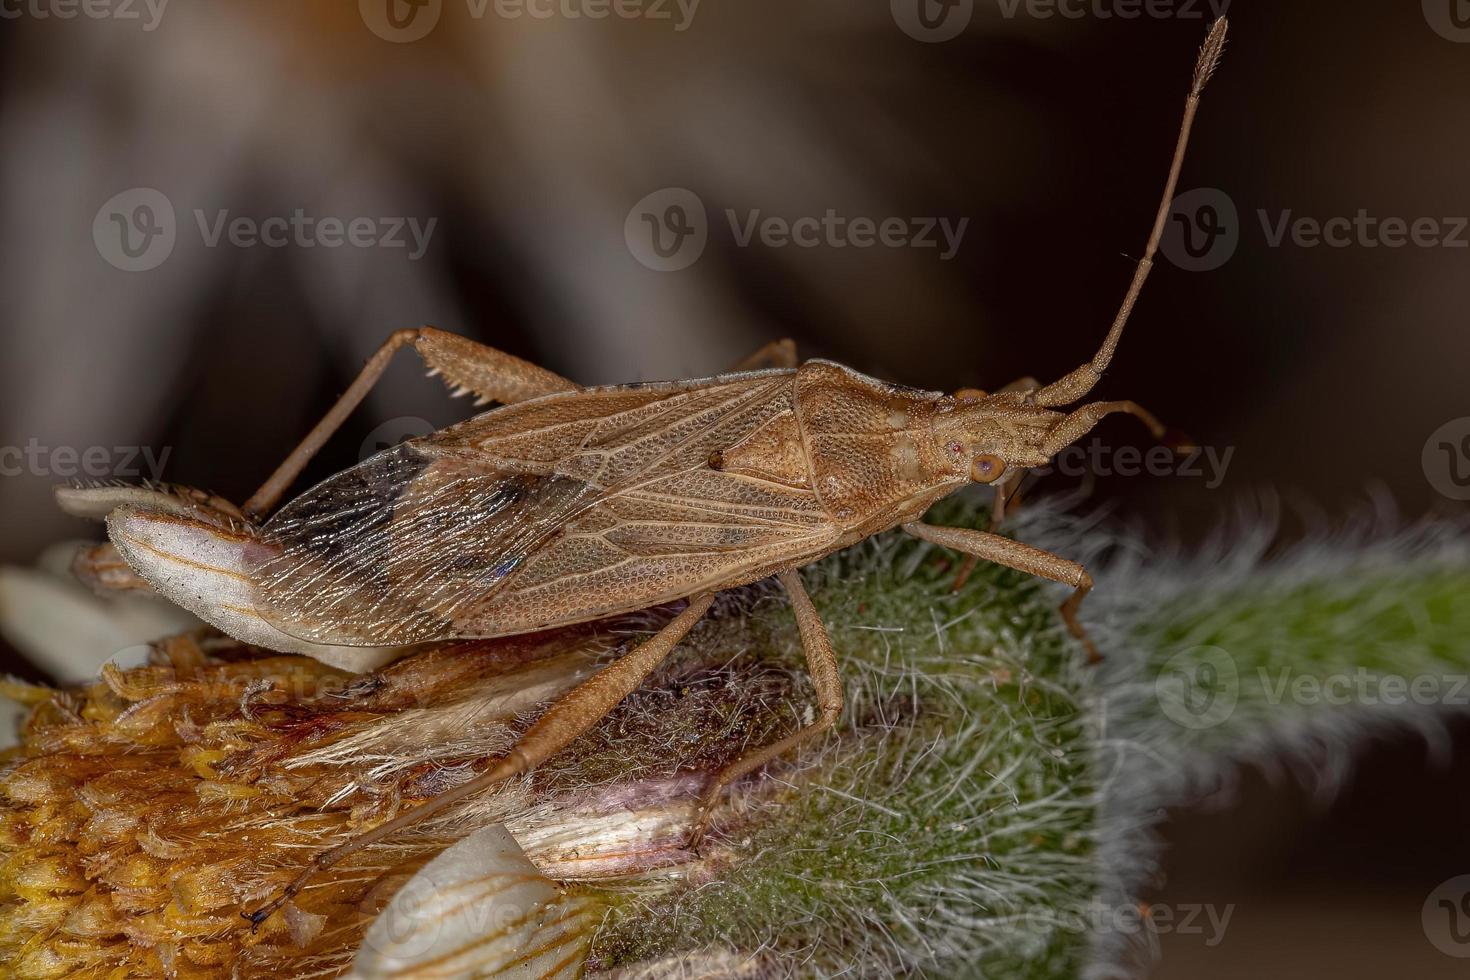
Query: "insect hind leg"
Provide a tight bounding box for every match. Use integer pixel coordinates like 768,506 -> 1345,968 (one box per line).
242,594 -> 714,931
243,327 -> 576,519
687,567 -> 843,850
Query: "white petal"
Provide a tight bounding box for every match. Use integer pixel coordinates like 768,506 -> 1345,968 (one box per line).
0,562 -> 194,682
353,824 -> 596,980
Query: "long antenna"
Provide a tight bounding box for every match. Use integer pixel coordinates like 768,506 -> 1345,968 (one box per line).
1032,17 -> 1229,409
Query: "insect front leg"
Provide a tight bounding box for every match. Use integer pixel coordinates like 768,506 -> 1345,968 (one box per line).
951,376 -> 1036,591
243,594 -> 714,931
687,568 -> 843,850
903,522 -> 1100,664
244,326 -> 576,518
949,468 -> 1028,593
948,374 -> 1038,591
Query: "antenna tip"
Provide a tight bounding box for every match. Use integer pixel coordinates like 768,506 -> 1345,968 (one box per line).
1192,16 -> 1229,94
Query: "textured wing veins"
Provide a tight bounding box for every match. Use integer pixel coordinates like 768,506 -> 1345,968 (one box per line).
251,373 -> 825,645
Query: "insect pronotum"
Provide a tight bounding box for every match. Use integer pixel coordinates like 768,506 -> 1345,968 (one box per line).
99,19 -> 1228,929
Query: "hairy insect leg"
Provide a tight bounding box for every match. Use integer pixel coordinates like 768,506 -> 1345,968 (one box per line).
686,568 -> 843,850
242,594 -> 714,931
730,337 -> 798,372
243,327 -> 576,518
953,398 -> 1173,594
903,522 -> 1100,664
949,469 -> 1026,592
1031,17 -> 1227,409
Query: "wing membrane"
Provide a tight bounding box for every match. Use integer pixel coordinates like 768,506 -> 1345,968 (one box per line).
252,442 -> 597,645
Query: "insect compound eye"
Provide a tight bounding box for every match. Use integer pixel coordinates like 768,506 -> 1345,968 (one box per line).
970,454 -> 1007,484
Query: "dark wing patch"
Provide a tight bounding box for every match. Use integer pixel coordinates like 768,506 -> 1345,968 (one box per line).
251,442 -> 595,645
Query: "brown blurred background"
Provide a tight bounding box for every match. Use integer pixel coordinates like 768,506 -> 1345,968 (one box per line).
1,1 -> 1469,975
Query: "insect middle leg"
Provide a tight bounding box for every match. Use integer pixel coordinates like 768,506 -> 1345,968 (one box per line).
244,593 -> 714,930
903,522 -> 1100,664
686,567 -> 843,849
243,327 -> 576,519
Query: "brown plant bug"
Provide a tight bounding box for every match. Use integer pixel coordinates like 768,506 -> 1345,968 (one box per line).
99,20 -> 1229,929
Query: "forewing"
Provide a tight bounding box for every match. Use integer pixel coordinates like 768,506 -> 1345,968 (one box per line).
453,465 -> 839,632
253,371 -> 819,644
251,441 -> 596,645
